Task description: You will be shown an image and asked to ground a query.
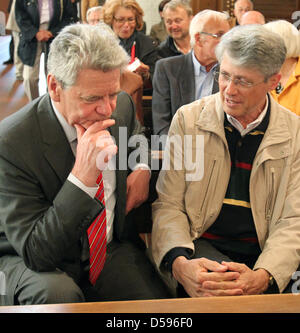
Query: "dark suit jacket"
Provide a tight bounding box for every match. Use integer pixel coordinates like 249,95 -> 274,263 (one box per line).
152,52 -> 219,136
0,92 -> 146,298
15,0 -> 76,66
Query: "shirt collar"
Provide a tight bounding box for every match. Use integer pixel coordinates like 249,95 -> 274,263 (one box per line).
51,99 -> 77,144
192,50 -> 217,75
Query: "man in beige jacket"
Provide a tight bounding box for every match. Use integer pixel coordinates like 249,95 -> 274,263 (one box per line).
151,25 -> 300,297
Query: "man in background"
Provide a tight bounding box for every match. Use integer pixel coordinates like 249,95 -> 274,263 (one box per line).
157,0 -> 193,58
152,10 -> 229,142
15,0 -> 77,101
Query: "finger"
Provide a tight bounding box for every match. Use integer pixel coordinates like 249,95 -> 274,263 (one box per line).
222,261 -> 247,273
198,257 -> 229,272
74,123 -> 86,141
86,119 -> 116,135
96,135 -> 115,149
96,144 -> 118,171
200,271 -> 240,283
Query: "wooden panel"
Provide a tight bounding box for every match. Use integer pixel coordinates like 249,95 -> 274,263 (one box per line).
0,294 -> 299,313
0,0 -> 10,15
254,0 -> 300,22
190,0 -> 217,14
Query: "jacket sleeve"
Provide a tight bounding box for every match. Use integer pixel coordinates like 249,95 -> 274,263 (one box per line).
15,0 -> 39,42
151,109 -> 195,271
0,137 -> 103,272
253,118 -> 300,292
49,0 -> 77,37
152,59 -> 173,137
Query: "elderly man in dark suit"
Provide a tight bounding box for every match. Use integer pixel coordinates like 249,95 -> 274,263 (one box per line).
0,24 -> 170,305
15,0 -> 77,101
152,10 -> 230,145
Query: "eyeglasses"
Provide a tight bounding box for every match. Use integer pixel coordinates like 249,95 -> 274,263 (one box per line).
200,31 -> 225,39
113,17 -> 136,24
214,70 -> 267,89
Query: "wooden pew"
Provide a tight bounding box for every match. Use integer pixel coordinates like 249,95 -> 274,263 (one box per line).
0,294 -> 299,313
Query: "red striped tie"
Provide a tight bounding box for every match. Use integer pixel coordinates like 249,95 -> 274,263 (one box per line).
88,173 -> 107,285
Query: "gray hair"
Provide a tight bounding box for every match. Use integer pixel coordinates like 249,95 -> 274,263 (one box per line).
47,23 -> 130,89
86,6 -> 103,19
264,20 -> 300,58
163,0 -> 193,17
190,9 -> 229,47
215,25 -> 286,79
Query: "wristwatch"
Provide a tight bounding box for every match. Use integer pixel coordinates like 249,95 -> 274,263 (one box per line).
268,274 -> 275,287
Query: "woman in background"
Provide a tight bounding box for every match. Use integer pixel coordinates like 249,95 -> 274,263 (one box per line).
264,20 -> 300,115
103,0 -> 158,83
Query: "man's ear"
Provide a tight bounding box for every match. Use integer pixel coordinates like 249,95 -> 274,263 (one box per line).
194,32 -> 202,46
47,74 -> 62,102
268,73 -> 281,91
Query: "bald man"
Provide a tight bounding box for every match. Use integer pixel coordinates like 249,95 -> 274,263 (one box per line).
240,10 -> 265,25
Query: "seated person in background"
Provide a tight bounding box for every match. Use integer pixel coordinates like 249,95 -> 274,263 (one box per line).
157,0 -> 193,58
151,25 -> 300,297
230,0 -> 253,27
0,24 -> 171,306
264,20 -> 300,116
240,10 -> 265,25
150,0 -> 171,45
152,10 -> 229,141
103,0 -> 158,83
86,6 -> 104,25
81,0 -> 103,23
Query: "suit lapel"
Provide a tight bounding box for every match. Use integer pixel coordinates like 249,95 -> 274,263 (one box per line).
179,53 -> 195,105
37,95 -> 75,184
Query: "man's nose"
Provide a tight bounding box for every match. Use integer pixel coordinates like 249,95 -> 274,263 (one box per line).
225,80 -> 238,95
95,97 -> 114,117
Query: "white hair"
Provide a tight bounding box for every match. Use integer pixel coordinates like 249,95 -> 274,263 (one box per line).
47,23 -> 129,89
189,10 -> 229,47
264,20 -> 300,58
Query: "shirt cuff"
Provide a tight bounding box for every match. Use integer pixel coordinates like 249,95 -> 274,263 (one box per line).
133,163 -> 151,176
162,247 -> 192,272
67,173 -> 98,199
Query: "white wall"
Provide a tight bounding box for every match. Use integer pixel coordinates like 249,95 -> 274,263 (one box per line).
137,0 -> 162,34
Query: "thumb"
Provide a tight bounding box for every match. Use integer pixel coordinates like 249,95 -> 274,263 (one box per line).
74,124 -> 85,141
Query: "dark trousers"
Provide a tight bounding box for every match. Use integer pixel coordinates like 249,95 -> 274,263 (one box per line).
0,240 -> 171,305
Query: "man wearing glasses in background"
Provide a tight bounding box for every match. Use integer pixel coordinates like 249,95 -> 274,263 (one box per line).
151,25 -> 300,297
152,10 -> 229,145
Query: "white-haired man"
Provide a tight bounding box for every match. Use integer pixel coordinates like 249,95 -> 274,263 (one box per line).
152,10 -> 230,142
152,25 -> 300,297
0,24 -> 171,305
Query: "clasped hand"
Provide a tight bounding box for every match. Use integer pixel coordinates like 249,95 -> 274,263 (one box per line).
172,256 -> 270,297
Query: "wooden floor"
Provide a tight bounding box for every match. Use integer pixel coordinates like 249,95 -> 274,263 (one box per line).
0,35 -> 28,122
0,35 -> 47,122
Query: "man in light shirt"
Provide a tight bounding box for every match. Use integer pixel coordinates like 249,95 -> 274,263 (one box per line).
15,0 -> 76,101
0,24 -> 170,305
152,10 -> 230,143
151,25 -> 300,297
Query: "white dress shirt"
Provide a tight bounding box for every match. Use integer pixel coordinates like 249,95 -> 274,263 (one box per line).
51,101 -> 150,243
52,102 -> 116,243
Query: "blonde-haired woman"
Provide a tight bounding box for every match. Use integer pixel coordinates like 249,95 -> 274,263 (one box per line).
264,20 -> 300,115
103,0 -> 158,82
